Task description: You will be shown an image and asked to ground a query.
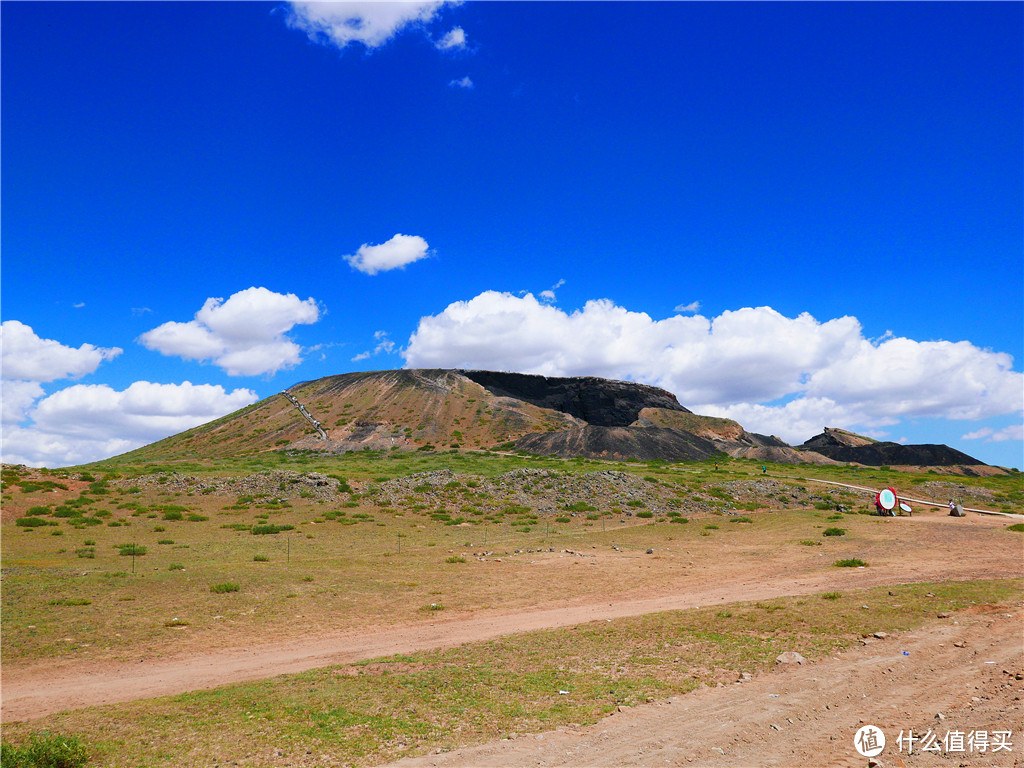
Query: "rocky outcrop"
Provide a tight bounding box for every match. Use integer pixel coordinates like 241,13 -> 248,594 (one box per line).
799,428 -> 985,467
461,371 -> 689,427
514,425 -> 721,462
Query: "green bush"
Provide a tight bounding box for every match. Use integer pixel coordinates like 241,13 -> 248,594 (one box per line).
117,543 -> 146,556
253,554 -> 269,562
210,582 -> 240,593
554,516 -> 571,523
565,501 -> 597,512
251,524 -> 294,535
1,731 -> 89,768
822,527 -> 846,537
636,511 -> 654,519
16,517 -> 50,528
1006,523 -> 1024,533
835,558 -> 868,567
162,511 -> 184,521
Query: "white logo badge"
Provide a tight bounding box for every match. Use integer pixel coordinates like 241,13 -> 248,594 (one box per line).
854,725 -> 886,757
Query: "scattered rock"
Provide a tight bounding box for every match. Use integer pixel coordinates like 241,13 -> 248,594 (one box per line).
776,651 -> 806,665
872,632 -> 888,640
953,641 -> 967,648
937,612 -> 951,618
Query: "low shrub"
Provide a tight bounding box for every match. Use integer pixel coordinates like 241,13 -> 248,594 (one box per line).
0,731 -> 89,768
251,524 -> 295,535
835,558 -> 868,567
210,582 -> 240,593
822,527 -> 846,537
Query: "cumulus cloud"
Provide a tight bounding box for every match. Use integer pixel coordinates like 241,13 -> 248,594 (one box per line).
3,382 -> 257,467
138,287 -> 320,376
1,320 -> 122,382
675,301 -> 701,314
448,75 -> 473,89
2,380 -> 44,426
962,424 -> 1023,442
436,26 -> 466,50
343,234 -> 431,275
285,1 -> 456,51
403,291 -> 1024,444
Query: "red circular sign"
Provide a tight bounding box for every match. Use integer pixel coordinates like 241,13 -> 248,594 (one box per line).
876,488 -> 897,510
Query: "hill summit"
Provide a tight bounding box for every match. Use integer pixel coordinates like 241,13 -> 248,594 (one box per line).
121,369 -> 990,470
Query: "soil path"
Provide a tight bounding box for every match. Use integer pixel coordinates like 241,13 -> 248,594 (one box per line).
3,549 -> 1021,724
383,607 -> 1024,768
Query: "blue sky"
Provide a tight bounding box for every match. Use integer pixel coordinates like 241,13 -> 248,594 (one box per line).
2,1 -> 1022,468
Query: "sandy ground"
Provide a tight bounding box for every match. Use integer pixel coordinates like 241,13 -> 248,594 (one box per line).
382,606 -> 1024,768
3,508 -> 1022,727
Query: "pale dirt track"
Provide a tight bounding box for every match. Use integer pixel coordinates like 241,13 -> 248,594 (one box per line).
382,606 -> 1024,768
2,517 -> 1022,725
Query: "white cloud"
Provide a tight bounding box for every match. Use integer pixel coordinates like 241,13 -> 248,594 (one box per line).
2,382 -> 257,467
2,380 -> 44,426
343,233 -> 431,275
403,291 -> 1024,444
962,424 -> 1023,442
448,75 -> 474,89
138,287 -> 320,376
285,1 -> 456,51
352,330 -> 396,362
675,301 -> 701,313
1,320 -> 122,382
436,26 -> 466,50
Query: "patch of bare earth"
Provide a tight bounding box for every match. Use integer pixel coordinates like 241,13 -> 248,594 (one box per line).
382,606 -> 1024,768
2,505 -> 1021,726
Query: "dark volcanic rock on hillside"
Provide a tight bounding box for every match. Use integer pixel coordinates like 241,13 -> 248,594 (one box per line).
461,371 -> 689,427
514,425 -> 720,462
800,428 -> 984,467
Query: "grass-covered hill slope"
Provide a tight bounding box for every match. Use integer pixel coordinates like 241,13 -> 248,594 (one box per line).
117,369 -> 583,463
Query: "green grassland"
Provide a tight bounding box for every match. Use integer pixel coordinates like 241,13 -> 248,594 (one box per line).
2,451 -> 1021,766
2,579 -> 1020,767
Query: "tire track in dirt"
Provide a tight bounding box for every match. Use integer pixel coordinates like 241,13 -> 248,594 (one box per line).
2,553 -> 1021,723
382,608 -> 1024,768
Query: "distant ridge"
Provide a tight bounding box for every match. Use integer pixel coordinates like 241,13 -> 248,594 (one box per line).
799,427 -> 985,467
102,370 -> 993,472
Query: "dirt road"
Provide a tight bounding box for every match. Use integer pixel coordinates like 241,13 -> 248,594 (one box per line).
383,607 -> 1024,768
3,548 -> 1021,724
